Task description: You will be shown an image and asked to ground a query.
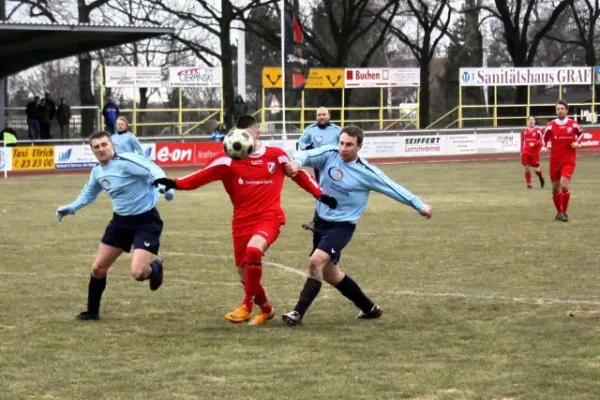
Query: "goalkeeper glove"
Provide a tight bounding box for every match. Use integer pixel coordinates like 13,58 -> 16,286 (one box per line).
56,205 -> 75,223
152,178 -> 178,193
318,194 -> 337,209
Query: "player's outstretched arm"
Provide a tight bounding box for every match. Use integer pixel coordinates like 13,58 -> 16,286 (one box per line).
154,156 -> 229,191
366,164 -> 431,218
289,169 -> 337,209
297,129 -> 313,150
293,144 -> 338,172
56,171 -> 102,222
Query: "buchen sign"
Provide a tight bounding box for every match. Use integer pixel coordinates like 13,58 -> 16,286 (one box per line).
262,67 -> 344,89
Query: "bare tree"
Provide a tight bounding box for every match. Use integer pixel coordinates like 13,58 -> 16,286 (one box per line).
387,0 -> 452,127
481,0 -> 573,108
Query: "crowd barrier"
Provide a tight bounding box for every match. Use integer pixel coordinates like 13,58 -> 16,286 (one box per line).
2,130 -> 600,175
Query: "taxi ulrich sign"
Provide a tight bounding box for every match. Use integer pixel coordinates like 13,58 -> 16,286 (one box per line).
12,146 -> 55,170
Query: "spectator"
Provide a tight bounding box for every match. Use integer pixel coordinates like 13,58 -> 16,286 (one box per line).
56,97 -> 72,139
25,96 -> 41,140
211,123 -> 227,142
39,98 -> 53,139
228,95 -> 248,128
102,96 -> 120,134
1,121 -> 17,147
44,92 -> 57,137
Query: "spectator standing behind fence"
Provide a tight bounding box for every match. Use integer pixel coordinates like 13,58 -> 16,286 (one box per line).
44,92 -> 57,138
211,123 -> 226,142
56,97 -> 72,139
39,99 -> 53,139
112,116 -> 143,155
25,96 -> 41,140
228,95 -> 248,128
102,96 -> 120,134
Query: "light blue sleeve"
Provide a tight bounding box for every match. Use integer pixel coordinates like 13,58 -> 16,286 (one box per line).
294,145 -> 338,170
365,164 -> 425,212
129,134 -> 143,155
297,127 -> 313,150
118,153 -> 166,181
69,170 -> 102,211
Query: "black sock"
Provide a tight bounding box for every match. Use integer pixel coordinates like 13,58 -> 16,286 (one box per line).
88,275 -> 107,314
294,278 -> 322,316
335,275 -> 374,313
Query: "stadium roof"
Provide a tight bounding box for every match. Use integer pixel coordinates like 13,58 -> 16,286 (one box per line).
0,22 -> 175,79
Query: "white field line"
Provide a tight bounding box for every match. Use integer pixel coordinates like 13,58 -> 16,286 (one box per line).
3,251 -> 600,307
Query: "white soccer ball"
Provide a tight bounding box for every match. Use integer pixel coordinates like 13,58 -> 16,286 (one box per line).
223,129 -> 254,160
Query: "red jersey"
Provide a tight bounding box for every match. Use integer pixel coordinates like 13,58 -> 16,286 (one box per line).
542,118 -> 583,164
521,126 -> 543,154
174,145 -> 323,227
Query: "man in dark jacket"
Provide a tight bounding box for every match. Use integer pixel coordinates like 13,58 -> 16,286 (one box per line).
102,96 -> 120,134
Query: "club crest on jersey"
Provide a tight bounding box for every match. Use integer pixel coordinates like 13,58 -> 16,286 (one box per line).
101,178 -> 111,190
315,135 -> 323,143
267,162 -> 275,173
328,167 -> 344,181
567,127 -> 572,133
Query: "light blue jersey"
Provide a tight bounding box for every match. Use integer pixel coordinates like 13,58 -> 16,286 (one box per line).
294,145 -> 425,223
112,131 -> 143,155
66,152 -> 166,216
298,123 -> 341,150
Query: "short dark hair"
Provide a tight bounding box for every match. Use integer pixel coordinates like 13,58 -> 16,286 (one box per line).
340,125 -> 364,147
556,99 -> 569,109
235,115 -> 258,130
88,131 -> 112,143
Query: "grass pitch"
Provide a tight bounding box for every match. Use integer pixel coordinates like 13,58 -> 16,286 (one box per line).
1,158 -> 600,400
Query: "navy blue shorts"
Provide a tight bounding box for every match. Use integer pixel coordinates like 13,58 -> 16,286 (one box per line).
101,208 -> 163,255
311,216 -> 356,264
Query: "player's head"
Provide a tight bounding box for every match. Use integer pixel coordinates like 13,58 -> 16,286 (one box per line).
235,115 -> 260,146
316,107 -> 330,126
528,116 -> 536,128
338,125 -> 363,162
116,116 -> 129,133
88,131 -> 115,165
556,100 -> 568,119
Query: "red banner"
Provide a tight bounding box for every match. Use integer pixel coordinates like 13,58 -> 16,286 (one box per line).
155,142 -> 223,166
195,142 -> 223,165
156,143 -> 195,166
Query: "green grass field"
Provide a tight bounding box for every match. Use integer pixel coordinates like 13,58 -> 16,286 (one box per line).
1,157 -> 600,400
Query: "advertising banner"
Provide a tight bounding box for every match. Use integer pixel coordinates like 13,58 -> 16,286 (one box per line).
446,134 -> 477,154
168,67 -> 222,87
0,147 -> 12,172
105,67 -> 162,88
195,142 -> 223,165
155,143 -> 195,166
476,133 -> 521,153
12,146 -> 54,170
344,68 -> 420,88
55,145 -> 97,169
460,67 -> 592,87
578,130 -> 600,149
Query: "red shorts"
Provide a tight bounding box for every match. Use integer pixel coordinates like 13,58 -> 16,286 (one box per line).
521,152 -> 540,167
232,217 -> 283,267
549,162 -> 575,182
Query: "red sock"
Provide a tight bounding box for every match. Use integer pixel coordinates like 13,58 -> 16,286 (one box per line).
562,189 -> 571,214
525,171 -> 532,185
242,247 -> 264,310
552,189 -> 563,214
254,284 -> 272,313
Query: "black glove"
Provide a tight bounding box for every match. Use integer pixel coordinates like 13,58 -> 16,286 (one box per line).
152,178 -> 178,193
318,194 -> 337,209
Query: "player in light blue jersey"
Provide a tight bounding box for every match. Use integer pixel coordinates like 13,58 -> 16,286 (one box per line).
297,107 -> 341,232
56,131 -> 171,321
281,125 -> 432,326
111,116 -> 143,155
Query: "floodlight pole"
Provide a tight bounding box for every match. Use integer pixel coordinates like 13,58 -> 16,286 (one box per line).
0,0 -> 6,133
280,0 -> 286,139
235,20 -> 246,100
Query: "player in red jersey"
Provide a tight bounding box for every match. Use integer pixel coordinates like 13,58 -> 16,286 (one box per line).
521,116 -> 545,189
541,100 -> 583,222
153,115 -> 338,325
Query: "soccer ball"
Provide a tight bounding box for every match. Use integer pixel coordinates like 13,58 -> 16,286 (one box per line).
223,129 -> 254,160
